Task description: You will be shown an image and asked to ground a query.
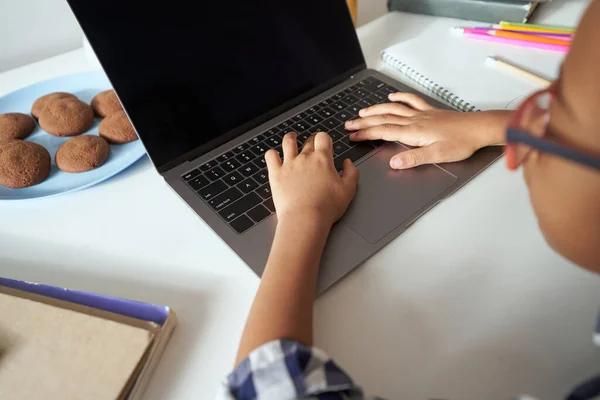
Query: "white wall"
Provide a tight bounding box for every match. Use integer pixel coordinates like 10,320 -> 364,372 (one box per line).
0,0 -> 82,72
358,0 -> 388,26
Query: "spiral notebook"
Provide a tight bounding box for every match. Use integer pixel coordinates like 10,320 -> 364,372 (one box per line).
380,12 -> 566,112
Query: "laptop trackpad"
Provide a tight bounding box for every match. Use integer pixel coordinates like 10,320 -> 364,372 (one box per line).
342,143 -> 457,244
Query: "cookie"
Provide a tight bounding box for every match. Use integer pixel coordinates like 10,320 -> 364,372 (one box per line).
98,110 -> 138,144
0,141 -> 51,188
56,135 -> 110,173
91,90 -> 123,117
0,113 -> 36,140
31,92 -> 77,119
38,98 -> 94,137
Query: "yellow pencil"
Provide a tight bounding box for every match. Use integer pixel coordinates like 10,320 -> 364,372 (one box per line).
497,21 -> 575,34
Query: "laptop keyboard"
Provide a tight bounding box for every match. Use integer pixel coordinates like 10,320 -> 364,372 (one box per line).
181,77 -> 400,234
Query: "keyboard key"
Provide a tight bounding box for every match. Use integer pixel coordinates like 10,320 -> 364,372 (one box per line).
265,127 -> 280,137
277,120 -> 293,130
341,94 -> 359,105
310,124 -> 326,133
233,143 -> 249,153
341,87 -> 354,96
198,180 -> 228,201
263,198 -> 276,212
372,92 -> 387,102
273,146 -> 282,157
182,169 -> 201,181
364,80 -> 386,93
332,92 -> 345,100
307,115 -> 323,125
251,142 -> 269,156
188,175 -> 210,191
220,192 -> 262,222
239,163 -> 260,177
266,136 -> 281,147
328,130 -> 343,142
206,166 -> 226,181
247,204 -> 271,223
293,112 -> 307,121
292,121 -> 310,132
253,157 -> 267,169
249,135 -> 265,145
330,101 -> 345,111
318,99 -> 332,108
346,104 -> 361,117
333,141 -> 350,156
380,85 -> 397,95
217,151 -> 235,163
257,183 -> 272,200
355,89 -> 369,98
230,215 -> 254,234
208,187 -> 243,211
362,77 -> 375,85
323,118 -> 342,130
336,110 -> 352,123
361,97 -> 377,107
237,177 -> 259,194
307,105 -> 320,114
317,107 -> 336,119
222,158 -> 242,172
253,169 -> 269,185
297,132 -> 312,144
223,170 -> 244,186
201,160 -> 218,171
357,99 -> 372,109
236,151 -> 256,163
252,157 -> 267,169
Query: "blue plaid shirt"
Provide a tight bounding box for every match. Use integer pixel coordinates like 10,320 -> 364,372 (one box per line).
217,316 -> 600,400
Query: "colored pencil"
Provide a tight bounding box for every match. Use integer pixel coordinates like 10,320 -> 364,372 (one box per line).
497,21 -> 575,34
489,30 -> 570,46
453,26 -> 573,39
464,32 -> 569,52
485,56 -> 551,86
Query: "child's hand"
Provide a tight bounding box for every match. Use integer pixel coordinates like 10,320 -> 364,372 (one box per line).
345,92 -> 507,169
265,132 -> 359,226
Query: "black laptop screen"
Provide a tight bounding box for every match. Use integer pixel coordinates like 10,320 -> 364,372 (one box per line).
66,0 -> 365,171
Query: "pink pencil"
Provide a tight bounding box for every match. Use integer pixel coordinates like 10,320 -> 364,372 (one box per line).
464,31 -> 569,52
456,27 -> 573,40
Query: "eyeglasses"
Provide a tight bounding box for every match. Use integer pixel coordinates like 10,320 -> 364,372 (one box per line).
505,83 -> 600,172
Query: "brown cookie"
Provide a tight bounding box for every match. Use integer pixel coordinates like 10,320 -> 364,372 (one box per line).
0,141 -> 51,188
31,92 -> 77,119
91,90 -> 123,117
56,135 -> 110,173
0,113 -> 36,140
98,110 -> 138,144
38,98 -> 94,137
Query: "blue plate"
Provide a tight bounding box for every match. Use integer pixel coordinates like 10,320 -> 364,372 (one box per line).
0,72 -> 146,200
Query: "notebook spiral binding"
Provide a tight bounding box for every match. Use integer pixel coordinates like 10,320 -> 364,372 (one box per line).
381,51 -> 480,113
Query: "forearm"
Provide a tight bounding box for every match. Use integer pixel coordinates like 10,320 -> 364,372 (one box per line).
234,215 -> 332,365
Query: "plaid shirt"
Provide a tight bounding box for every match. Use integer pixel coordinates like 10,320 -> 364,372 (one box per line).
217,315 -> 600,400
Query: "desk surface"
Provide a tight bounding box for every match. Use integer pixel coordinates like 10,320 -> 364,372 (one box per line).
1,1 -> 599,399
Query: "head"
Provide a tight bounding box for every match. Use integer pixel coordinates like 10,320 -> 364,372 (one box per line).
519,0 -> 600,272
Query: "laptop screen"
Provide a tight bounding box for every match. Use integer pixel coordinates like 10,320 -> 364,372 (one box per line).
66,0 -> 365,172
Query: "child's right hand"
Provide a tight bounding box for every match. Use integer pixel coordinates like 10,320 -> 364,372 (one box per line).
265,132 -> 359,227
345,92 -> 509,169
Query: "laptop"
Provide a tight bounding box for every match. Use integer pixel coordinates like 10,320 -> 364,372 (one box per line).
66,0 -> 502,294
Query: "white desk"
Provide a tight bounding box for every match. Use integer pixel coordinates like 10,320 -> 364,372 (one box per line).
1,1 -> 599,398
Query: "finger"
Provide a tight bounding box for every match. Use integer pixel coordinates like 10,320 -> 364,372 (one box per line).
265,149 -> 282,172
282,132 -> 298,162
357,102 -> 417,118
301,134 -> 316,153
345,115 -> 411,131
349,124 -> 422,145
388,92 -> 435,111
340,159 -> 359,197
390,142 -> 450,169
314,131 -> 333,154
